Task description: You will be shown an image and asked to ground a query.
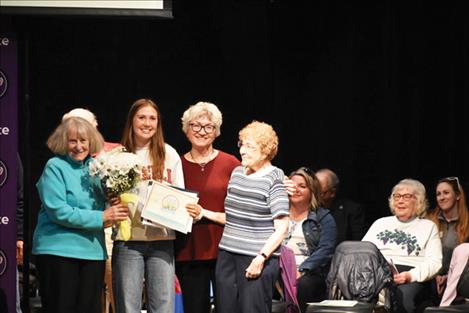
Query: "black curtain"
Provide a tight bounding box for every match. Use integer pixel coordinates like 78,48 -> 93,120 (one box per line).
2,0 -> 469,241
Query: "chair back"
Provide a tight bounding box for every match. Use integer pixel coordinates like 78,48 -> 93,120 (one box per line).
326,241 -> 396,311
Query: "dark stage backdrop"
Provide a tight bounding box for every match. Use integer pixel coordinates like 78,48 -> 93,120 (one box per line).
2,1 -> 469,246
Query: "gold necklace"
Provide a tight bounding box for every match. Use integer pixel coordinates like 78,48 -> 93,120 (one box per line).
189,149 -> 214,171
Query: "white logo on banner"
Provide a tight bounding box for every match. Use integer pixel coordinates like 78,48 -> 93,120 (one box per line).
0,125 -> 9,136
0,250 -> 7,276
0,70 -> 7,98
0,37 -> 9,46
0,160 -> 7,187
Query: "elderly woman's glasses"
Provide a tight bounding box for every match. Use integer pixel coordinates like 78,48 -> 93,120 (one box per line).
392,193 -> 415,201
237,141 -> 258,151
189,123 -> 215,134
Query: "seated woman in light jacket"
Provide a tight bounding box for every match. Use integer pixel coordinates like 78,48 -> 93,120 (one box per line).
363,178 -> 442,313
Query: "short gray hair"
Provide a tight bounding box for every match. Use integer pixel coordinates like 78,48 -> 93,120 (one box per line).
316,168 -> 340,189
388,178 -> 429,217
181,101 -> 223,137
62,108 -> 98,128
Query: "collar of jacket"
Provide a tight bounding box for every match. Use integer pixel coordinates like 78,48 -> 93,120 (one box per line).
62,154 -> 91,169
306,206 -> 331,222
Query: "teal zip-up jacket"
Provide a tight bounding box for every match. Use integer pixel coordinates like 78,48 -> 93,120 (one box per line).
32,155 -> 107,260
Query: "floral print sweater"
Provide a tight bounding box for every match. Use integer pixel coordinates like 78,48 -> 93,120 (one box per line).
362,215 -> 442,282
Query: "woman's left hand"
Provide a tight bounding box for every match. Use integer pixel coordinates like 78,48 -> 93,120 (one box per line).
185,203 -> 202,219
435,274 -> 448,296
393,271 -> 411,285
245,255 -> 265,279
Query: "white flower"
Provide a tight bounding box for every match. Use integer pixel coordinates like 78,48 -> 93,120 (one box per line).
89,148 -> 143,196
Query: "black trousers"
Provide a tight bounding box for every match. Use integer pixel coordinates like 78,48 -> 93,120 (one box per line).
215,250 -> 279,313
297,273 -> 327,313
395,264 -> 432,313
36,254 -> 105,313
176,259 -> 216,313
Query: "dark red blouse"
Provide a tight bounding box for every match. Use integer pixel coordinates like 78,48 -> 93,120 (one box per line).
175,150 -> 240,261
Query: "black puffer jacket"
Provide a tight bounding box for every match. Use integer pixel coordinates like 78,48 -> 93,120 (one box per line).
326,241 -> 397,311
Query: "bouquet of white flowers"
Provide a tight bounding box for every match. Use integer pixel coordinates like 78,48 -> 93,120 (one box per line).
89,146 -> 143,240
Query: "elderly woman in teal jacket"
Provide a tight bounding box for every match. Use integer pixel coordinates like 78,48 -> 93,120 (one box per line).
32,117 -> 128,313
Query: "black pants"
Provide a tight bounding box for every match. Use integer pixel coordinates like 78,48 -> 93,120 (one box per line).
36,254 -> 105,313
216,250 -> 279,313
297,273 -> 326,313
176,259 -> 216,313
394,264 -> 432,313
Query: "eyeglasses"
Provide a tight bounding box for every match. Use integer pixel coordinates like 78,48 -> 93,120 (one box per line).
443,176 -> 461,189
237,141 -> 258,151
392,193 -> 415,201
321,188 -> 334,196
189,123 -> 215,134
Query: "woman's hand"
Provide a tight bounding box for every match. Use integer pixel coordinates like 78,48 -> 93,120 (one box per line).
393,271 -> 411,285
435,274 -> 448,296
108,196 -> 120,206
283,178 -> 297,196
245,255 -> 265,279
16,240 -> 24,265
296,271 -> 303,279
185,203 -> 202,219
103,203 -> 129,226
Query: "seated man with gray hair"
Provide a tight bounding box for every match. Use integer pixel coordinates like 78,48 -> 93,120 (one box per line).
315,168 -> 366,245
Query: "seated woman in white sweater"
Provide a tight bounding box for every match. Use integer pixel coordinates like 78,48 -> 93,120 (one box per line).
363,178 -> 442,313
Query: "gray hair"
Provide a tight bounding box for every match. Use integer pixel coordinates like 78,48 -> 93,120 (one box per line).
316,168 -> 340,189
181,101 -> 223,137
388,178 -> 429,217
62,108 -> 98,128
47,117 -> 104,156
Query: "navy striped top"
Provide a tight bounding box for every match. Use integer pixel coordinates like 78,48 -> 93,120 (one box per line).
219,165 -> 290,257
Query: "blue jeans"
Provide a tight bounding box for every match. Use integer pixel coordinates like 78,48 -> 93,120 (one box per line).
112,240 -> 174,313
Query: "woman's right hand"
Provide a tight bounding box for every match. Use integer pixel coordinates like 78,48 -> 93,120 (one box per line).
108,195 -> 120,206
283,178 -> 297,196
393,271 -> 411,285
103,203 -> 129,226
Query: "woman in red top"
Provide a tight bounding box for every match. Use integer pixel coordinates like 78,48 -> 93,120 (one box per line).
175,101 -> 240,313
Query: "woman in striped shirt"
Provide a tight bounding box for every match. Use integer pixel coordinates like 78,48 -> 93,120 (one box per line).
216,121 -> 290,313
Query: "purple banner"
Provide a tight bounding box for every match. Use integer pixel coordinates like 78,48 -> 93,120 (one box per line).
0,32 -> 18,313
